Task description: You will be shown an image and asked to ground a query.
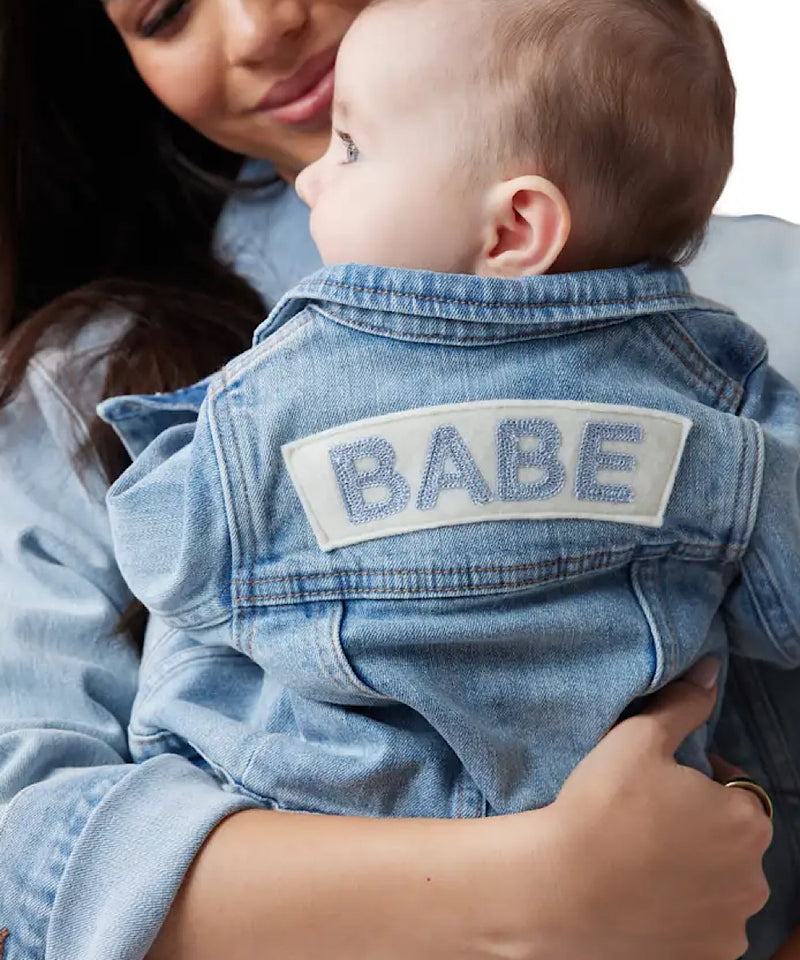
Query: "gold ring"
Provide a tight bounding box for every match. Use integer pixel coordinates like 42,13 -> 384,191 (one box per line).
725,778 -> 774,822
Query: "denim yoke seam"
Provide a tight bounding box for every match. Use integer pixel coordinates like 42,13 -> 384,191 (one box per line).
652,316 -> 764,555
231,540 -> 740,587
219,311 -> 314,382
233,544 -> 743,604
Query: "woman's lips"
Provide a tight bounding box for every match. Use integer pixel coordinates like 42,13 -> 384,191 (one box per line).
255,48 -> 337,127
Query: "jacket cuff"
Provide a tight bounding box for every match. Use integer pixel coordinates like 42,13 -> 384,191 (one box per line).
0,756 -> 258,959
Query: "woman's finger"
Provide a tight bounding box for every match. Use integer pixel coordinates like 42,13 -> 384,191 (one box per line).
632,658 -> 720,756
708,755 -> 774,821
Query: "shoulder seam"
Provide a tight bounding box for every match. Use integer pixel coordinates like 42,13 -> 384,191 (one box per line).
214,311 -> 314,390
653,314 -> 743,413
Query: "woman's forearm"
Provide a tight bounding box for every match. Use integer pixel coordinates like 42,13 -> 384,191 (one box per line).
148,671 -> 771,960
146,806 -> 556,960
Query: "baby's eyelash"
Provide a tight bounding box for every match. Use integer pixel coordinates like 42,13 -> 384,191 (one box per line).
336,131 -> 361,164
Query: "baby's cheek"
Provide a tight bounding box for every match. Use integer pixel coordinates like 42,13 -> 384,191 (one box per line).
311,202 -> 359,264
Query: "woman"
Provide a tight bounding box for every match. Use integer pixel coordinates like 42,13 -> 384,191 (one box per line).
0,1 -> 777,958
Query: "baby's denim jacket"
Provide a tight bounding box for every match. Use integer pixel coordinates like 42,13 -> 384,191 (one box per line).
100,262 -> 800,817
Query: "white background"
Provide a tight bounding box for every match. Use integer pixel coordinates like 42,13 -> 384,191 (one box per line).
702,0 -> 799,222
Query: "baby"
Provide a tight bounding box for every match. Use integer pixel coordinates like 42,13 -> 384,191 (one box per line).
102,0 -> 800,823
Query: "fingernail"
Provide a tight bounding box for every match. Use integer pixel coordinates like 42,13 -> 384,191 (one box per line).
685,657 -> 721,690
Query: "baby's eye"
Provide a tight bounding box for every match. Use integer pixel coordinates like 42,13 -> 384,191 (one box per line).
337,132 -> 361,165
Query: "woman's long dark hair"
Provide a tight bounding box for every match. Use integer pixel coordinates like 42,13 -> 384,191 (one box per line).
0,0 -> 270,639
0,0 -> 269,445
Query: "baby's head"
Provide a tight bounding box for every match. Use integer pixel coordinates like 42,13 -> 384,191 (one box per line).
296,0 -> 735,277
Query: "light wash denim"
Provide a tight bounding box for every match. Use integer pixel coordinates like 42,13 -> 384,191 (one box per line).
102,254 -> 800,960
684,214 -> 800,958
102,258 -> 800,818
0,148 -> 798,960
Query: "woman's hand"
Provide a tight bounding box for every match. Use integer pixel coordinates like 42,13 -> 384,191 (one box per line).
148,661 -> 771,960
476,659 -> 772,960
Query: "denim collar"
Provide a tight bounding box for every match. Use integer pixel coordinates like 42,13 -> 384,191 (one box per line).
256,261 -> 707,347
100,261 -> 708,457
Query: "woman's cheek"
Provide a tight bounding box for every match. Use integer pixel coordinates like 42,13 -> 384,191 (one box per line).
129,45 -> 223,129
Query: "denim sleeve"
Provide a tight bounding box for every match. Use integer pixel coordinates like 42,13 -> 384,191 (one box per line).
725,360 -> 800,667
0,364 -> 256,959
106,396 -> 233,636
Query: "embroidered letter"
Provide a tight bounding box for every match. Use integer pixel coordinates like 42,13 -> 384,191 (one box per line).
416,425 -> 493,511
497,418 -> 566,501
575,421 -> 643,504
284,402 -> 690,549
329,437 -> 411,525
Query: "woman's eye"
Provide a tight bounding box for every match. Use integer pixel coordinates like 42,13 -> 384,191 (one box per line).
338,133 -> 361,165
140,0 -> 190,38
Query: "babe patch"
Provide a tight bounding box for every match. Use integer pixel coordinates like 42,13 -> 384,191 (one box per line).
282,401 -> 692,551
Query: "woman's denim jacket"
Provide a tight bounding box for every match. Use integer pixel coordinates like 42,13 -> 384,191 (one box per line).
103,263 -> 800,926
1,168 -> 798,960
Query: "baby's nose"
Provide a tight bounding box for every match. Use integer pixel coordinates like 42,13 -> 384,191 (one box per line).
295,161 -> 320,208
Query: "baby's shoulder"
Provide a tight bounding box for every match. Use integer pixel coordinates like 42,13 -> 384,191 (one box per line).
666,301 -> 768,390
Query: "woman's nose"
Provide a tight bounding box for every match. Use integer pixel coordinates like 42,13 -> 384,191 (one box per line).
223,0 -> 310,68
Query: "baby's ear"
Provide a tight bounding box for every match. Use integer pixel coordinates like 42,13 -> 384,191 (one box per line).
478,176 -> 571,277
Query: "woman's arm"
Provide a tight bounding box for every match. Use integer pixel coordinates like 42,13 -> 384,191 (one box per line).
149,666 -> 771,960
0,357 -> 261,959
0,357 -> 768,960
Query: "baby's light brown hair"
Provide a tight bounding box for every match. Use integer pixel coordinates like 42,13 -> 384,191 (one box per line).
372,0 -> 736,271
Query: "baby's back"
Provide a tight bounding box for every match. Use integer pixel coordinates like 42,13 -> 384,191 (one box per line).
105,263 -> 800,816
